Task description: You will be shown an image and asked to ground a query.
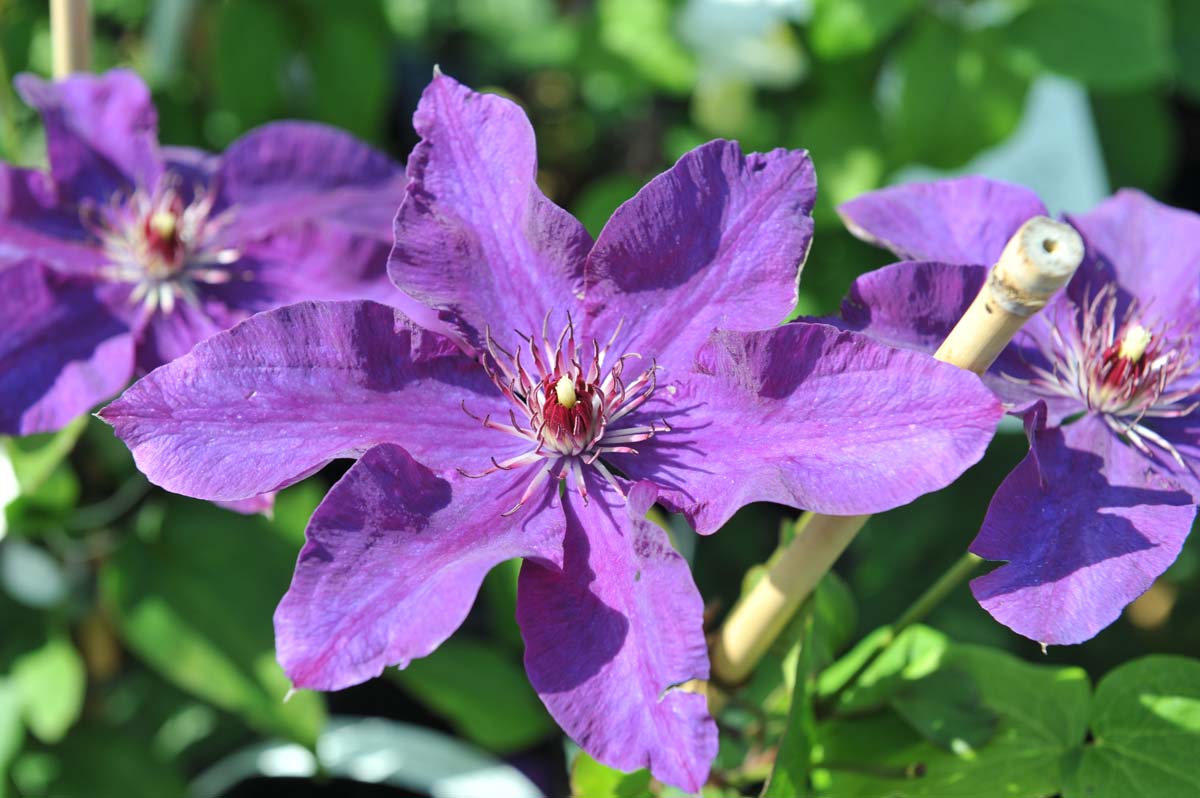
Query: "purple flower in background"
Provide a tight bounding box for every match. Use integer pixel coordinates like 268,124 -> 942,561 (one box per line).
838,178 -> 1199,646
0,69 -> 406,436
101,74 -> 1001,789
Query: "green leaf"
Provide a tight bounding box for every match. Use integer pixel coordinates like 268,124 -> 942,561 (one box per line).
815,636 -> 1090,797
212,0 -> 295,134
0,680 -> 24,798
887,18 -> 1028,169
271,479 -> 325,549
1175,0 -> 1200,100
764,612 -> 819,797
1066,655 -> 1200,798
10,634 -> 85,743
890,667 -> 997,753
4,417 -> 85,496
1006,0 -> 1171,90
1091,90 -> 1178,194
389,636 -> 554,753
809,0 -> 921,60
306,10 -> 390,141
15,724 -> 186,798
808,573 -> 858,669
598,0 -> 697,95
570,751 -> 652,798
789,93 -> 886,228
825,625 -> 949,712
101,497 -> 325,747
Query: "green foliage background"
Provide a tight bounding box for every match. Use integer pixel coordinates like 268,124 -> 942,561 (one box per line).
1,0 -> 1199,796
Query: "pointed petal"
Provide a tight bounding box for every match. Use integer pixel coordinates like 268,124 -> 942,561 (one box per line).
584,140 -> 814,375
134,298 -> 238,372
970,410 -> 1196,645
1065,189 -> 1200,324
276,444 -> 563,690
388,72 -> 592,350
517,478 -> 716,792
839,259 -> 1083,419
100,300 -> 525,502
838,177 -> 1047,264
160,145 -> 218,185
209,226 -> 399,314
202,122 -> 406,311
611,323 -> 1002,534
0,165 -> 104,274
15,69 -> 161,201
840,260 -> 988,353
214,121 -> 405,243
0,261 -> 134,434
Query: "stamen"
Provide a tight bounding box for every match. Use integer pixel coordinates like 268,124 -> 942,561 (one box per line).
1003,283 -> 1198,464
464,318 -> 668,509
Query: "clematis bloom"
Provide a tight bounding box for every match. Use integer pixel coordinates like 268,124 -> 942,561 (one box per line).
0,68 -> 406,436
101,74 -> 1002,789
838,178 -> 1199,646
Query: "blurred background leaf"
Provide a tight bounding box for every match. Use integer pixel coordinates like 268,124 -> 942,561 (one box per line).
2,0 -> 1200,793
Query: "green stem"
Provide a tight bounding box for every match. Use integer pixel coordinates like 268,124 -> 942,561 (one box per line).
826,551 -> 983,707
818,760 -> 926,780
66,475 -> 151,532
893,551 -> 983,633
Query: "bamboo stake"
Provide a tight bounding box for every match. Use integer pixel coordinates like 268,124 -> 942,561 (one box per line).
709,216 -> 1084,687
50,0 -> 92,78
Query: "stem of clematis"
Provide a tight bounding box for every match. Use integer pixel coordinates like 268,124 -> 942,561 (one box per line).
708,216 -> 1084,691
893,551 -> 983,631
822,551 -> 985,709
51,0 -> 92,78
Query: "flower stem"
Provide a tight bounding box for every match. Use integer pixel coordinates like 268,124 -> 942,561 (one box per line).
822,551 -> 984,709
894,551 -> 983,632
708,217 -> 1084,689
51,0 -> 92,78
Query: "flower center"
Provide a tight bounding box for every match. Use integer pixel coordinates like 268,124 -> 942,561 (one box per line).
461,316 -> 668,514
89,176 -> 241,314
1010,284 -> 1199,464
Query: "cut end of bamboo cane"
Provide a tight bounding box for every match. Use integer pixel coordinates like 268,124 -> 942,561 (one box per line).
988,216 -> 1084,317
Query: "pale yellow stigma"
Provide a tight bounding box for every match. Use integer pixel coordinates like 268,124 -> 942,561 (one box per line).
555,374 -> 577,408
1119,325 -> 1153,362
149,210 -> 177,240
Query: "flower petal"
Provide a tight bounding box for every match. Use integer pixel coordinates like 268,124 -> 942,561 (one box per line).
584,140 -> 814,374
100,300 -> 522,502
276,444 -> 563,690
388,72 -> 592,350
1065,189 -> 1200,323
134,298 -> 239,373
0,164 -> 104,274
837,177 -> 1047,264
610,323 -> 1002,534
214,121 -> 405,243
1141,413 -> 1200,501
839,259 -> 1081,419
15,69 -> 161,202
970,408 -> 1196,645
517,478 -> 716,792
160,145 -> 218,185
0,261 -> 134,435
217,493 -> 276,516
208,225 -> 399,314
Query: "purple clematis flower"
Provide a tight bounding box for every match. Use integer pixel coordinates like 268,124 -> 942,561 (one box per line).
838,178 -> 1200,646
100,74 -> 1001,789
0,68 -> 406,436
